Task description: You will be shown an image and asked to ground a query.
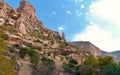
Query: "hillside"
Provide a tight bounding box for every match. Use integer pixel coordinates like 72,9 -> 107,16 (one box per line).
71,41 -> 120,62
109,51 -> 120,62
71,41 -> 101,57
1,0 -> 120,75
0,0 -> 91,75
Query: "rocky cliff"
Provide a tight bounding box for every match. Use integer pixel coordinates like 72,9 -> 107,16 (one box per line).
71,41 -> 101,57
0,0 -> 44,34
0,1 -> 91,75
71,41 -> 120,62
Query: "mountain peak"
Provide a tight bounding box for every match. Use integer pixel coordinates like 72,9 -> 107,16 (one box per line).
17,0 -> 36,20
0,0 -> 44,34
71,41 -> 101,57
0,0 -> 3,2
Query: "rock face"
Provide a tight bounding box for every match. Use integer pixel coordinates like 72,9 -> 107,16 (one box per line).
62,32 -> 65,39
0,2 -> 13,18
0,0 -> 66,46
17,0 -> 36,20
0,0 -> 44,34
72,41 -> 120,62
109,51 -> 120,62
71,41 -> 101,57
0,0 -> 3,2
16,0 -> 44,34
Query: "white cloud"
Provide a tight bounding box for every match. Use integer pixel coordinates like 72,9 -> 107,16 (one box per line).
73,0 -> 120,52
87,0 -> 120,39
52,11 -> 56,15
58,26 -> 64,31
80,4 -> 85,9
66,10 -> 72,14
73,24 -> 120,52
74,0 -> 84,4
50,11 -> 56,16
86,0 -> 120,30
75,10 -> 82,16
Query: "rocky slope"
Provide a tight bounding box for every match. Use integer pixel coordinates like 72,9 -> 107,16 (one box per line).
71,41 -> 101,57
71,41 -> 120,62
109,51 -> 120,62
0,0 -> 91,75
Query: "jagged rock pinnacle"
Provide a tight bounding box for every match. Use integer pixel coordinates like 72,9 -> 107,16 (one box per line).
62,32 -> 66,42
0,0 -> 44,34
0,0 -> 3,2
62,32 -> 65,39
17,0 -> 36,20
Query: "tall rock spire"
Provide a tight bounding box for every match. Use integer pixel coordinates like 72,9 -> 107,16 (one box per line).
17,0 -> 36,20
62,32 -> 66,42
0,0 -> 3,2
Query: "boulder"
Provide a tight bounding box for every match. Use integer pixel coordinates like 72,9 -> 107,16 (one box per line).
19,22 -> 27,34
0,17 -> 5,25
6,18 -> 16,26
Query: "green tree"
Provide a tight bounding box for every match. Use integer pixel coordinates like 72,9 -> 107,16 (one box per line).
81,55 -> 98,75
80,65 -> 93,75
102,63 -> 120,75
98,56 -> 114,69
62,59 -> 80,75
83,55 -> 98,68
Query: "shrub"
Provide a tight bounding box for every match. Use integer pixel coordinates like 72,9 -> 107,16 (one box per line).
59,55 -> 64,61
41,57 -> 55,65
0,33 -> 8,40
62,62 -> 80,75
29,49 -> 40,64
19,48 -> 40,64
67,63 -> 76,68
26,43 -> 35,49
50,40 -> 54,45
6,26 -> 17,33
0,28 -> 8,40
47,51 -> 51,56
69,58 -> 78,65
38,46 -> 43,51
59,42 -> 66,48
53,51 -> 58,58
19,48 -> 29,58
30,54 -> 40,65
29,49 -> 37,57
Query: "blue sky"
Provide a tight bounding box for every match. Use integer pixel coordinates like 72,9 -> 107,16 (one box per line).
4,0 -> 120,52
